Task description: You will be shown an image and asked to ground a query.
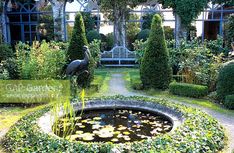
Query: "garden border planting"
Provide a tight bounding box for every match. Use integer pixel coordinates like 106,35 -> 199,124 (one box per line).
2,96 -> 225,153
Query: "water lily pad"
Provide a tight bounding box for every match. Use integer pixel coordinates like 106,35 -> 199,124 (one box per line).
75,123 -> 82,126
114,131 -> 121,135
81,120 -> 88,123
93,117 -> 102,120
79,125 -> 86,128
76,131 -> 84,135
111,138 -> 119,142
97,126 -> 115,138
123,136 -> 130,141
117,126 -> 127,131
82,133 -> 94,141
123,131 -> 130,135
117,134 -> 123,138
92,124 -> 102,130
75,117 -> 82,120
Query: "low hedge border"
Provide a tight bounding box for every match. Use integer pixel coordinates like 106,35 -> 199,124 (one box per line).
225,95 -> 234,109
2,96 -> 225,153
169,82 -> 208,98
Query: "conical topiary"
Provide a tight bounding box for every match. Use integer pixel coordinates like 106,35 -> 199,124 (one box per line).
67,13 -> 94,88
140,14 -> 172,89
67,12 -> 88,61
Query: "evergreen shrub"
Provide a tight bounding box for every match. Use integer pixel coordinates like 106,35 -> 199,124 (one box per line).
140,14 -> 172,89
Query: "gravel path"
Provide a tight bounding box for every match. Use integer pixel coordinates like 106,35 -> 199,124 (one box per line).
108,73 -> 234,153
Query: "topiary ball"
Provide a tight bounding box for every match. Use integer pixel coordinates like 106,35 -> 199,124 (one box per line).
217,60 -> 234,101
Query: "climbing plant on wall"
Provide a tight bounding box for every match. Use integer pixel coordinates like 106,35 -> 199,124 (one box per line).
158,0 -> 208,27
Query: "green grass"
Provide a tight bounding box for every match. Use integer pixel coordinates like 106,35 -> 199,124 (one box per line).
85,69 -> 110,97
123,68 -> 234,116
0,104 -> 49,131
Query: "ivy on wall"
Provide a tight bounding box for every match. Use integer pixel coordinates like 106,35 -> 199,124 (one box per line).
159,0 -> 208,27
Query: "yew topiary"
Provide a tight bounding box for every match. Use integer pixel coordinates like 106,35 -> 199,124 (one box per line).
140,14 -> 172,89
67,13 -> 88,61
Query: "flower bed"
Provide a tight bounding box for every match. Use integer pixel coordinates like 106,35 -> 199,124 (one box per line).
2,96 -> 225,153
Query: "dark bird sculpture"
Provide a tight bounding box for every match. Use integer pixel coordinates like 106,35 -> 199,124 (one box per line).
66,46 -> 91,77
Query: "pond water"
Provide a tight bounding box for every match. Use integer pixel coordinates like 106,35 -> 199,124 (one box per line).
53,109 -> 173,143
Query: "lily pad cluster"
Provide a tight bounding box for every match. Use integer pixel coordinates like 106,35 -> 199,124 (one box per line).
55,108 -> 172,143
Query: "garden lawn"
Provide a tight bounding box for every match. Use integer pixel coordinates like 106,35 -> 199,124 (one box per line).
0,105 -> 48,133
121,68 -> 234,116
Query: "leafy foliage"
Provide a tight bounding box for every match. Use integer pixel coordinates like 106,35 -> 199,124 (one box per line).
16,41 -> 67,80
159,0 -> 208,27
133,39 -> 147,64
102,33 -> 114,51
217,60 -> 234,101
224,95 -> 234,109
88,39 -> 101,66
142,13 -> 163,30
168,39 -> 224,91
225,14 -> 234,50
67,13 -> 88,61
100,0 -> 147,21
126,14 -> 140,50
87,30 -> 101,43
81,12 -> 96,33
140,14 -> 172,89
169,82 -> 208,98
2,96 -> 225,152
38,5 -> 54,41
0,44 -> 14,62
136,29 -> 150,41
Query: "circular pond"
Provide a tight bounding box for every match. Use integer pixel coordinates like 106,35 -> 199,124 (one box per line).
53,108 -> 173,143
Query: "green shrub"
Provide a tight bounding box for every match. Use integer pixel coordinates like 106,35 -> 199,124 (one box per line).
16,41 -> 67,80
164,26 -> 174,40
1,58 -> 19,79
2,96 -> 225,152
87,30 -> 101,43
0,44 -> 14,62
169,82 -> 208,98
224,95 -> 234,109
88,39 -> 101,67
217,60 -> 234,100
105,33 -> 114,50
81,12 -> 96,33
225,14 -> 234,50
126,14 -> 140,50
67,13 -> 88,61
136,29 -> 150,41
132,39 -> 147,64
140,14 -> 172,89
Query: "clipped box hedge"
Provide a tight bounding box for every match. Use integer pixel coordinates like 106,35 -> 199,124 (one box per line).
225,95 -> 234,109
169,82 -> 208,98
2,96 -> 225,153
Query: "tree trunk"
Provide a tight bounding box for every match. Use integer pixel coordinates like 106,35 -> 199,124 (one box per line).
175,13 -> 187,47
1,2 -> 8,43
50,0 -> 65,41
113,7 -> 126,47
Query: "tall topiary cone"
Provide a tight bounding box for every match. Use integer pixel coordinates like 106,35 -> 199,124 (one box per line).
67,13 -> 94,88
140,14 -> 172,89
67,13 -> 88,61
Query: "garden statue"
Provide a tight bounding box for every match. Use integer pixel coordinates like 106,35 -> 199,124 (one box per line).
66,46 -> 91,77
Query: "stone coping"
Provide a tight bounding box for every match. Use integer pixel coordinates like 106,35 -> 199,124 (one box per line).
38,100 -> 184,140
